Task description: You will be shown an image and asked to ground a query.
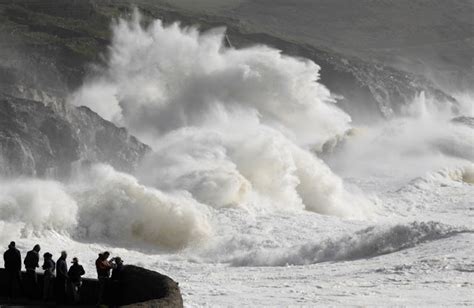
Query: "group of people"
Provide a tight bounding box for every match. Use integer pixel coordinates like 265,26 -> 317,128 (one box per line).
3,241 -> 124,304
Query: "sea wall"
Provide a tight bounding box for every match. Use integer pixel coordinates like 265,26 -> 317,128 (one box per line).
0,265 -> 183,307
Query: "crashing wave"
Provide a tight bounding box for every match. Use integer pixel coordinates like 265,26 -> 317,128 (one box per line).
70,12 -> 372,218
0,165 -> 212,250
325,92 -> 473,179
400,164 -> 474,192
231,221 -> 471,266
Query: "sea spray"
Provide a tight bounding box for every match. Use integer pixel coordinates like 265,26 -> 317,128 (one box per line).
71,164 -> 212,249
327,92 -> 474,179
0,165 -> 212,250
71,11 -> 370,218
0,178 -> 78,236
230,221 -> 471,266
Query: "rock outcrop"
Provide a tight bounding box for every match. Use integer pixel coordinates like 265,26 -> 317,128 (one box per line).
0,266 -> 183,307
0,0 -> 457,124
452,116 -> 474,129
0,95 -> 149,177
119,265 -> 183,308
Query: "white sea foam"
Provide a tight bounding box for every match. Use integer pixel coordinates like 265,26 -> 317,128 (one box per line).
71,164 -> 212,249
0,178 -> 78,237
231,221 -> 469,266
328,92 -> 474,179
71,11 -> 370,218
1,7 -> 474,307
401,164 -> 474,193
0,165 -> 212,250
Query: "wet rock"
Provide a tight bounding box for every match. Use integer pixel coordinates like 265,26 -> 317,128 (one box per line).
0,96 -> 149,177
451,116 -> 474,128
119,265 -> 183,308
0,266 -> 183,307
0,0 -> 458,124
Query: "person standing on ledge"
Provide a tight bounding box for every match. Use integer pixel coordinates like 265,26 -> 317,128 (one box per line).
96,251 -> 114,305
55,251 -> 69,303
111,256 -> 124,280
42,252 -> 55,301
24,244 -> 41,299
3,241 -> 22,299
68,257 -> 85,304
111,256 -> 125,306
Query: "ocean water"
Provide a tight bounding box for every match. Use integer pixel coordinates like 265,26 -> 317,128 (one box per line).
1,13 -> 473,306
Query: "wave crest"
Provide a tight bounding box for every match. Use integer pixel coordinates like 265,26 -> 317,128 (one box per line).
70,11 -> 372,218
231,221 -> 469,266
0,165 -> 212,250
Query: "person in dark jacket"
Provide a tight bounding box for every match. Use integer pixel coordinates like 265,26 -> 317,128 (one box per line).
110,256 -> 124,281
68,257 -> 85,303
55,251 -> 68,303
95,251 -> 114,304
24,244 -> 41,298
111,256 -> 124,306
3,241 -> 22,298
42,252 -> 55,301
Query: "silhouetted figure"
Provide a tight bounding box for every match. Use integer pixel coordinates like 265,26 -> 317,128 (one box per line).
24,244 -> 41,299
42,252 -> 55,301
96,251 -> 113,305
111,257 -> 124,280
68,257 -> 85,303
111,256 -> 124,306
55,251 -> 68,303
3,241 -> 22,298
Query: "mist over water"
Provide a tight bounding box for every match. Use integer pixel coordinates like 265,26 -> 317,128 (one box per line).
0,165 -> 211,249
0,178 -> 78,238
72,13 -> 350,146
1,12 -> 473,258
327,92 -> 474,180
0,12 -> 372,252
71,12 -> 371,220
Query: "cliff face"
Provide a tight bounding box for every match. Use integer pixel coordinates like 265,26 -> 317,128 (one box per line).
0,0 -> 462,176
217,30 -> 456,121
0,96 -> 149,177
0,0 -> 457,122
0,1 -> 152,177
0,0 -> 111,106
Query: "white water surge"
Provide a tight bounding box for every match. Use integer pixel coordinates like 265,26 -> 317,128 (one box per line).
0,165 -> 211,249
1,11 -> 473,307
70,11 -> 371,220
1,13 -> 372,251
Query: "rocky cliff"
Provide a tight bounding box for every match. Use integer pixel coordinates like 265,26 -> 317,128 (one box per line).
0,0 -> 457,122
0,95 -> 149,177
0,0 -> 461,176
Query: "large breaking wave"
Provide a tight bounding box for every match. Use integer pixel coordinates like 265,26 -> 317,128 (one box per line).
0,165 -> 211,250
0,12 -> 375,251
70,12 -> 371,218
2,11 -> 472,256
